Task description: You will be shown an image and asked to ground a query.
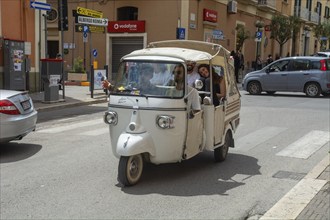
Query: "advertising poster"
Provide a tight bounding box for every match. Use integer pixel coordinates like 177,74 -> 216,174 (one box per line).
13,49 -> 24,71
94,69 -> 107,90
49,75 -> 61,87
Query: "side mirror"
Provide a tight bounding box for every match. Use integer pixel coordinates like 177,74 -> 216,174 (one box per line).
194,79 -> 203,90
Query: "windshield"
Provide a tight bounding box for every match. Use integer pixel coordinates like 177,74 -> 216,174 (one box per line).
110,61 -> 186,98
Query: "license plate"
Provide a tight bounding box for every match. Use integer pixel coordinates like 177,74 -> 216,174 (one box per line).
21,100 -> 31,110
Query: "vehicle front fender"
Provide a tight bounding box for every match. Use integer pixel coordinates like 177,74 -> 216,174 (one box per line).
116,132 -> 156,157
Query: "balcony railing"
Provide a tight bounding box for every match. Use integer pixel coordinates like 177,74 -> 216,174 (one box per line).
236,0 -> 258,5
258,0 -> 276,9
294,6 -> 309,21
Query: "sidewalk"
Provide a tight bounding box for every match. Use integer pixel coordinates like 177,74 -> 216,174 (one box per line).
30,85 -> 108,112
260,154 -> 329,220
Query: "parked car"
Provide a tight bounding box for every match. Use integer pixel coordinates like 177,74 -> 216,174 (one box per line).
315,52 -> 330,57
242,56 -> 330,97
0,90 -> 38,143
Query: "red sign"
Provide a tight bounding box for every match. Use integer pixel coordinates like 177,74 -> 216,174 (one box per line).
203,9 -> 217,23
108,20 -> 145,33
265,25 -> 271,31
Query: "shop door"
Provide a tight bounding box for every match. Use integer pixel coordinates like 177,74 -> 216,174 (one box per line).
111,37 -> 143,80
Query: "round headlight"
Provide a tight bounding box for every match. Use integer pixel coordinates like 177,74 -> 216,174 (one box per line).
104,111 -> 118,125
156,115 -> 175,129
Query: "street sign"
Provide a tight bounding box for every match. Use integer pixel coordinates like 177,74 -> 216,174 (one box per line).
78,16 -> 108,27
83,25 -> 89,33
30,1 -> 51,11
77,6 -> 103,18
93,49 -> 98,58
75,24 -> 105,33
256,31 -> 262,38
83,32 -> 88,43
176,28 -> 185,40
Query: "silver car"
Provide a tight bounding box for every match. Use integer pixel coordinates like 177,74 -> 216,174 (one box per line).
0,90 -> 38,143
242,56 -> 330,97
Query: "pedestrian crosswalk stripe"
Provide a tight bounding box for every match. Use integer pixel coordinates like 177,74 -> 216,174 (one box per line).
235,126 -> 287,151
276,130 -> 329,159
37,119 -> 103,134
80,127 -> 108,136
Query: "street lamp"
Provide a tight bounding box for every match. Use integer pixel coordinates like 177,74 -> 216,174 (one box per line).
255,20 -> 264,70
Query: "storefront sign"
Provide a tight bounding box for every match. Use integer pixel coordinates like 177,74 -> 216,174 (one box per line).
108,21 -> 145,33
203,9 -> 217,23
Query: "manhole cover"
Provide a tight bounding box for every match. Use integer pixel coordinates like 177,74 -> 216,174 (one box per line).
272,170 -> 307,181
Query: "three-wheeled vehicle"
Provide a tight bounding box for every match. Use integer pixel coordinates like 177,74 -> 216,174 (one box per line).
104,40 -> 241,186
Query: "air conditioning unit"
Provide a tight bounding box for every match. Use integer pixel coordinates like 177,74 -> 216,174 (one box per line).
228,1 -> 237,14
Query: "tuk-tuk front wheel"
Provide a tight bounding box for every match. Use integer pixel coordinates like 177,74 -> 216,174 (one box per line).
118,154 -> 144,186
214,132 -> 231,162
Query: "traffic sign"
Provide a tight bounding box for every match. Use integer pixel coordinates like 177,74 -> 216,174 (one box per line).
83,32 -> 88,43
176,28 -> 185,40
93,49 -> 98,58
30,1 -> 51,11
75,24 -> 105,33
256,31 -> 262,38
77,6 -> 103,18
83,25 -> 89,33
78,16 -> 108,27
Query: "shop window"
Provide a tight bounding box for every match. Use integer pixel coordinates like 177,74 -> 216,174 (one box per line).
117,7 -> 138,20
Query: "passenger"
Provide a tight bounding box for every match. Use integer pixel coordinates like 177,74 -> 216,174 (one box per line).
167,64 -> 201,113
150,63 -> 172,86
198,64 -> 226,106
186,61 -> 200,87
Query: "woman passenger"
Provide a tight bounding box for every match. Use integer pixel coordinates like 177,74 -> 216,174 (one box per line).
198,64 -> 226,106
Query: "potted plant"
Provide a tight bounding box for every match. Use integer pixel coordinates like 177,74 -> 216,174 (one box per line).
67,57 -> 87,81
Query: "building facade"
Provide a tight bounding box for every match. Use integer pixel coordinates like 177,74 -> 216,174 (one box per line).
0,0 -> 329,91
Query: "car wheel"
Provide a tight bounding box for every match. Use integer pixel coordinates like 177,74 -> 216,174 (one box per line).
266,91 -> 276,95
305,83 -> 321,97
118,154 -> 144,186
247,81 -> 262,95
214,131 -> 232,162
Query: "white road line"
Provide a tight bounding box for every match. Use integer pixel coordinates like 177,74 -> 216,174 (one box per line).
276,130 -> 330,159
235,126 -> 287,151
80,127 -> 108,136
37,119 -> 103,134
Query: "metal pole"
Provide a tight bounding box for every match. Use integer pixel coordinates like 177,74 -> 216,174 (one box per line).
255,28 -> 260,71
59,0 -> 65,99
39,10 -> 42,91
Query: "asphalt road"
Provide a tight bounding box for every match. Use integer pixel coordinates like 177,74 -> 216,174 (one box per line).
1,91 -> 329,219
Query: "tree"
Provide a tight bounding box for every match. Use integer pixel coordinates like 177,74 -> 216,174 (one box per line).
236,24 -> 250,51
313,22 -> 330,51
270,14 -> 301,56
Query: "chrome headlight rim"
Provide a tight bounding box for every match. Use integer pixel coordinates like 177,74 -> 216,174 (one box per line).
104,111 -> 118,125
156,115 -> 175,129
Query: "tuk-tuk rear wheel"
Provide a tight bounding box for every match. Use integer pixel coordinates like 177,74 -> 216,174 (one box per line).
118,154 -> 144,186
214,132 -> 231,162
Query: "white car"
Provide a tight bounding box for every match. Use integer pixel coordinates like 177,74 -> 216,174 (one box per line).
0,90 -> 38,143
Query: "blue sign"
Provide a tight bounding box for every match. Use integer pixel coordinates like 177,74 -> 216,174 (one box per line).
83,25 -> 89,33
83,32 -> 88,38
176,28 -> 185,40
256,31 -> 262,38
30,1 -> 51,11
213,30 -> 224,40
93,49 -> 98,57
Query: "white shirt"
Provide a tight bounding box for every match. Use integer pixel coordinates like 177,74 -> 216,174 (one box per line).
150,71 -> 172,85
187,71 -> 200,87
187,86 -> 201,111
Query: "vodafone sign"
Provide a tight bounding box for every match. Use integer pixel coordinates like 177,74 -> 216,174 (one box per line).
108,20 -> 145,33
203,9 -> 217,23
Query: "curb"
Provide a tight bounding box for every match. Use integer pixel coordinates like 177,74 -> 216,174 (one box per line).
260,154 -> 329,220
35,99 -> 107,112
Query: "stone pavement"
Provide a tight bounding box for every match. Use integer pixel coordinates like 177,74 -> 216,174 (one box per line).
29,85 -> 329,220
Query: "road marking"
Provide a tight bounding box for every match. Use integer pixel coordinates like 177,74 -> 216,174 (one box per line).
276,130 -> 329,159
235,126 -> 287,151
80,127 -> 108,136
37,119 -> 103,134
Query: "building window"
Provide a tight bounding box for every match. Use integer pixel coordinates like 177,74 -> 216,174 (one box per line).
117,7 -> 138,20
325,6 -> 330,18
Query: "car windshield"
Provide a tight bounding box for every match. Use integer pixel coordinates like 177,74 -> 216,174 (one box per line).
110,61 -> 185,98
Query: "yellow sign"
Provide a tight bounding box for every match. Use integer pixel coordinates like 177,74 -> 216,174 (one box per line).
77,7 -> 103,18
